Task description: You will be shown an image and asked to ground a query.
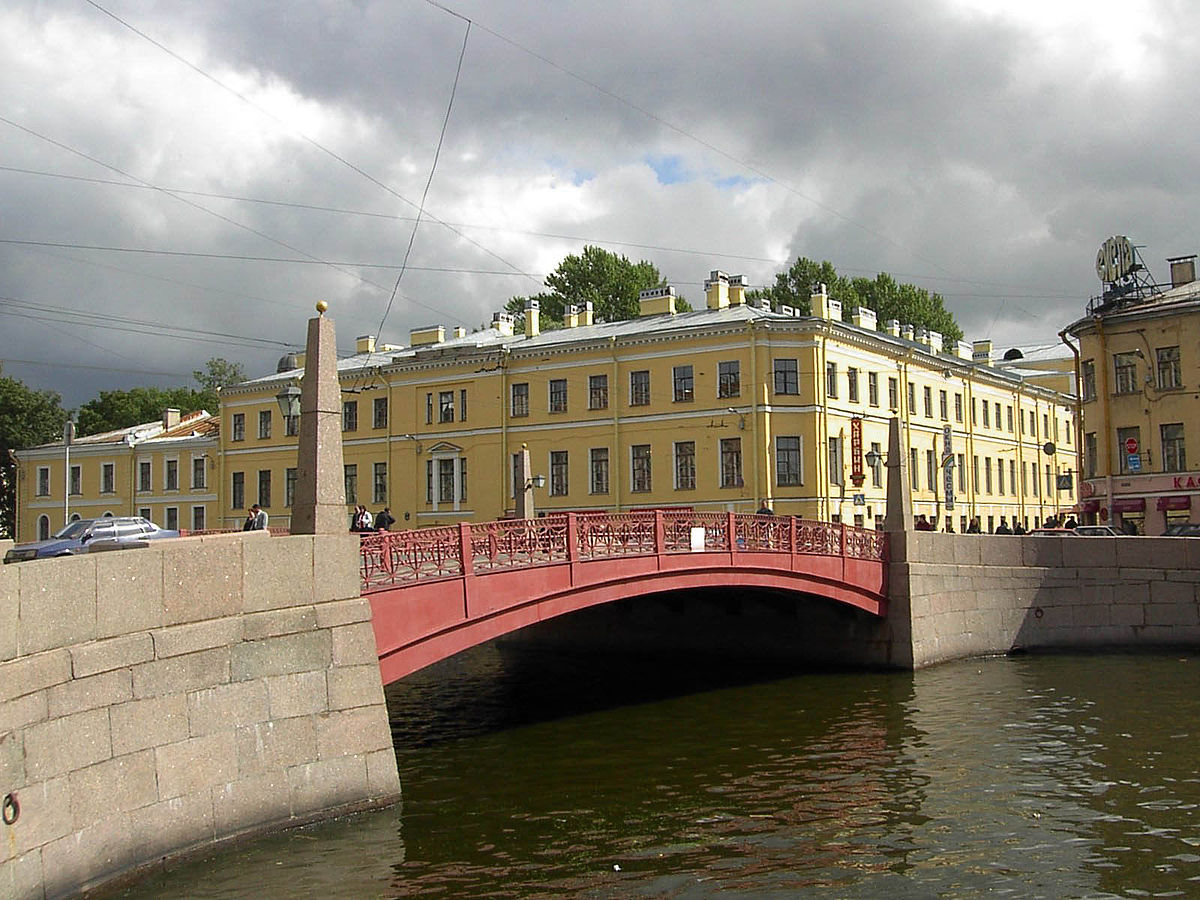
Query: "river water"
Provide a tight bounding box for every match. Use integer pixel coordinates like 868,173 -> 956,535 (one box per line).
107,647 -> 1200,899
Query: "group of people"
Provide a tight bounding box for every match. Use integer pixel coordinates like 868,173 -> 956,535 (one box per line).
352,505 -> 395,532
916,513 -> 1082,534
241,504 -> 268,531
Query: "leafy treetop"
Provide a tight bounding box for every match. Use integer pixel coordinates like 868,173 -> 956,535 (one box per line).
0,365 -> 68,537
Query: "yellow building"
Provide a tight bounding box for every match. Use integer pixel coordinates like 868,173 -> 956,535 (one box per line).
12,410 -> 218,542
13,270 -> 1080,538
209,270 -> 1077,534
1066,250 -> 1200,534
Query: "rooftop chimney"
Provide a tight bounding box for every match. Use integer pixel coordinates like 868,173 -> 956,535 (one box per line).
812,283 -> 840,320
355,334 -> 377,354
163,408 -> 181,430
582,301 -> 594,326
851,306 -> 877,330
705,270 -> 730,309
491,312 -> 515,337
955,340 -> 973,360
638,285 -> 677,316
565,305 -> 580,328
972,339 -> 993,366
524,298 -> 540,337
410,325 -> 445,346
452,326 -> 466,339
1168,255 -> 1197,288
728,274 -> 746,307
885,319 -> 901,337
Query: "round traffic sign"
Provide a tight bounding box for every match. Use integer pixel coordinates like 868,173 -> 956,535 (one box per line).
1124,437 -> 1139,455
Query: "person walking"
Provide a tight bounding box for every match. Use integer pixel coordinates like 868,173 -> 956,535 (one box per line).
375,507 -> 395,531
996,516 -> 1012,534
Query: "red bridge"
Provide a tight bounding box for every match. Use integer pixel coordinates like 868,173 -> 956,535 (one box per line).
360,511 -> 889,684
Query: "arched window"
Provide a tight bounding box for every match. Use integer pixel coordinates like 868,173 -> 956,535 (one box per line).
37,516 -> 50,540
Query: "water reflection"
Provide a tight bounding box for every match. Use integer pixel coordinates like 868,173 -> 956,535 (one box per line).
104,648 -> 1200,899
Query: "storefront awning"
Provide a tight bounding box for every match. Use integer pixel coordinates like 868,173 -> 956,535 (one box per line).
1112,497 -> 1147,513
1157,495 -> 1192,512
1078,499 -> 1100,514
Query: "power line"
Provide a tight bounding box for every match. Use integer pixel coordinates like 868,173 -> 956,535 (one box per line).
377,18 -> 471,340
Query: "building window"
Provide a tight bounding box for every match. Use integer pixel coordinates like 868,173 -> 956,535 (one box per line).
232,471 -> 245,509
191,506 -> 205,532
1009,459 -> 1016,494
101,463 -> 115,494
718,361 -> 740,399
629,370 -> 650,406
984,458 -> 993,494
926,449 -> 936,492
373,397 -> 388,429
831,437 -> 845,486
674,442 -> 696,490
939,390 -> 948,421
342,401 -> 358,432
954,393 -> 963,423
549,378 -> 568,413
257,470 -> 271,508
1006,406 -> 1014,432
511,383 -> 529,417
258,410 -> 271,439
165,459 -> 178,491
437,391 -> 454,423
192,457 -> 206,489
888,377 -> 898,411
1081,360 -> 1096,401
673,365 -> 694,402
1162,423 -> 1186,472
425,393 -> 433,425
1030,461 -> 1038,497
138,461 -> 151,492
286,468 -> 297,507
777,436 -> 802,486
1028,409 -> 1036,436
774,359 -> 799,395
957,453 -> 965,492
460,389 -> 467,422
36,466 -> 50,497
972,456 -> 979,493
847,367 -> 859,403
1046,464 -> 1053,496
1084,432 -> 1097,478
428,460 -> 435,504
550,451 -> 568,496
923,386 -> 933,418
438,459 -> 455,503
589,448 -> 609,494
871,442 -> 884,488
1157,346 -> 1181,390
373,462 -> 387,503
165,507 -> 178,532
70,465 -> 81,496
868,372 -> 879,407
907,382 -> 916,414
285,414 -> 299,436
1114,352 -> 1138,394
37,515 -> 50,540
971,399 -> 977,426
720,438 -> 743,488
997,458 -> 1005,495
589,374 -> 609,410
232,413 -> 245,442
344,464 -> 357,504
631,444 -> 652,492
982,401 -> 990,429
826,363 -> 839,399
995,403 -> 1002,430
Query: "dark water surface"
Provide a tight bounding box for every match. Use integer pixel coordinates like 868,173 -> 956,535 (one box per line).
108,649 -> 1200,898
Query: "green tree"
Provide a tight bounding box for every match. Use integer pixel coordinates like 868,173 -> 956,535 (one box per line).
0,366 -> 68,537
506,245 -> 689,328
749,257 -> 963,342
76,357 -> 243,437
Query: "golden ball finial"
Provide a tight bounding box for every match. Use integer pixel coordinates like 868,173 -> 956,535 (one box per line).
316,300 -> 329,315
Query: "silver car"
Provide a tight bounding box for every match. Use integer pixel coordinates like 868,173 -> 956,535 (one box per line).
3,517 -> 179,563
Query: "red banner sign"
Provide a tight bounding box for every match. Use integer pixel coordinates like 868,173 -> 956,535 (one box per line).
850,418 -> 864,486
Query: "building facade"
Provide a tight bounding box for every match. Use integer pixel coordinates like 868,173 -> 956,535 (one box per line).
14,271 -> 1079,540
12,409 -> 218,541
1067,253 -> 1200,534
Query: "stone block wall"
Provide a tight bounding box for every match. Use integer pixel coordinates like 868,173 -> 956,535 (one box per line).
893,533 -> 1200,668
0,532 -> 400,900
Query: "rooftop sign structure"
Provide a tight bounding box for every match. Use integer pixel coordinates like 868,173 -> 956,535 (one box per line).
1089,235 -> 1159,314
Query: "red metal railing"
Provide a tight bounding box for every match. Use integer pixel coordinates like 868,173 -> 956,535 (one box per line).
360,511 -> 886,591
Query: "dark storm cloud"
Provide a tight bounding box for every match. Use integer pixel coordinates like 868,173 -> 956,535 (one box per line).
1,0 -> 1197,404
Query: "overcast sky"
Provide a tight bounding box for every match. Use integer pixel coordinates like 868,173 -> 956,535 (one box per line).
1,0 -> 1193,407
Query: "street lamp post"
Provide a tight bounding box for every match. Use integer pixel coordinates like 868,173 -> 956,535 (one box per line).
63,417 -> 75,529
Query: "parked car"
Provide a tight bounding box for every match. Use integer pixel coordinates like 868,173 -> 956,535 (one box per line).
3,516 -> 179,563
1163,523 -> 1200,537
1027,528 -> 1075,537
1073,525 -> 1120,536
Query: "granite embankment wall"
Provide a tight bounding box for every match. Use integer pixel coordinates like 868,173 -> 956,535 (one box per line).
0,532 -> 401,900
894,533 -> 1200,668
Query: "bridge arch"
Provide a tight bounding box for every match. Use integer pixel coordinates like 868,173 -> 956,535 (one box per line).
362,512 -> 888,684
